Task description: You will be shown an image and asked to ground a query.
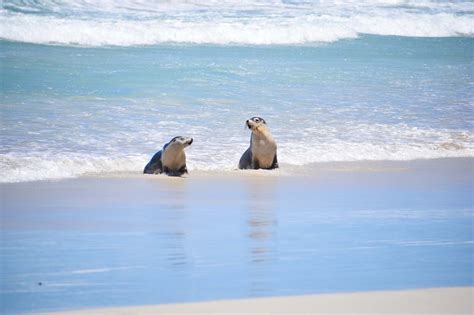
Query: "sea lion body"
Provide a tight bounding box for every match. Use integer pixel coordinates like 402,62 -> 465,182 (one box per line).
144,136 -> 193,176
239,117 -> 278,170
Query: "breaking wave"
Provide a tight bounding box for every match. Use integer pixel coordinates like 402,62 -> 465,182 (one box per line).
1,0 -> 473,46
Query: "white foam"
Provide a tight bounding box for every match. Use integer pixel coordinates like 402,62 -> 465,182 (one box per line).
2,119 -> 474,183
1,141 -> 472,183
70,266 -> 145,274
1,0 -> 473,46
0,153 -> 147,183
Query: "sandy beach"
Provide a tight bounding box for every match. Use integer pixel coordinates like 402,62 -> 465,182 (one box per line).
2,158 -> 473,314
36,287 -> 473,314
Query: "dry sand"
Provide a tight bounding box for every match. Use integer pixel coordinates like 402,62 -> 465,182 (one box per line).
37,287 -> 473,314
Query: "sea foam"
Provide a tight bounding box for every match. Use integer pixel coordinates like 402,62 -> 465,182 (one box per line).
1,139 -> 472,183
1,0 -> 473,46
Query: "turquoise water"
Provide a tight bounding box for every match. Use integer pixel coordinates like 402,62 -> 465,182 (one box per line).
1,0 -> 473,183
1,36 -> 473,182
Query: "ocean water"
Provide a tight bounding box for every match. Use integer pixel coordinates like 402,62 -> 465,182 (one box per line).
1,0 -> 473,183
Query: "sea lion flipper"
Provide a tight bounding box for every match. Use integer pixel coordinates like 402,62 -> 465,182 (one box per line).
143,150 -> 163,174
239,147 -> 252,169
253,159 -> 260,170
179,165 -> 188,175
271,153 -> 279,169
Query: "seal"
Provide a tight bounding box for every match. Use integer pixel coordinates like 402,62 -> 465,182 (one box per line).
239,117 -> 278,170
144,136 -> 193,176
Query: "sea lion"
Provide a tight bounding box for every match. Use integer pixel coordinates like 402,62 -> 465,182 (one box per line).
239,117 -> 278,170
144,136 -> 193,176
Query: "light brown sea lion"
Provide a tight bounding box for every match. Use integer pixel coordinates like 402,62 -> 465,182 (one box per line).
144,136 -> 193,176
239,117 -> 278,170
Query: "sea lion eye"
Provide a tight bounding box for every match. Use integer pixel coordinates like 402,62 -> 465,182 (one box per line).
254,118 -> 260,122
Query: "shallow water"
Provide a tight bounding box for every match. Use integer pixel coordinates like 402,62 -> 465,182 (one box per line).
1,36 -> 473,182
1,1 -> 473,182
1,160 -> 473,313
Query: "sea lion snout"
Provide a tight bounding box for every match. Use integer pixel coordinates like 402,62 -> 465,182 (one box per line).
180,136 -> 193,146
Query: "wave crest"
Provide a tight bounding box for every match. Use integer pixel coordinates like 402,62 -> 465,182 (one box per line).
1,0 -> 473,46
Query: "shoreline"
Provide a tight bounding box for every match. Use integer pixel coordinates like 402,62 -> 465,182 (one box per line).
36,287 -> 473,314
49,157 -> 474,182
1,157 -> 473,185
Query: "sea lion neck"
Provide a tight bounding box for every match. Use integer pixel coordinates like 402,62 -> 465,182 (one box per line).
253,125 -> 273,141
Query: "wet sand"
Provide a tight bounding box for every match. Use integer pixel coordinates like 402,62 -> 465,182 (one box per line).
1,158 -> 473,314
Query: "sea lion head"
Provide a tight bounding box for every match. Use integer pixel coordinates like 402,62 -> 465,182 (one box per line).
168,136 -> 193,148
246,117 -> 267,132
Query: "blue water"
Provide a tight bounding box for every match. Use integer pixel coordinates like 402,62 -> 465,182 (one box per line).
1,36 -> 473,182
1,160 -> 473,314
1,1 -> 474,182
